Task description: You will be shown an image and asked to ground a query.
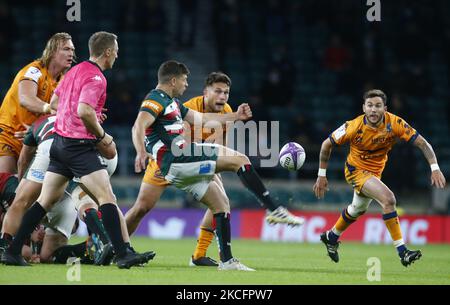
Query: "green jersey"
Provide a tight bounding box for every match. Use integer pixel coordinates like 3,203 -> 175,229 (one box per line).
23,115 -> 56,147
140,89 -> 219,176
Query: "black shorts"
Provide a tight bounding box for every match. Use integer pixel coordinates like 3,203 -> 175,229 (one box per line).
47,134 -> 107,179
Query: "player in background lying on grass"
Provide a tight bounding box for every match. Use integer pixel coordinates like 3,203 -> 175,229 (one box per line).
313,89 -> 446,267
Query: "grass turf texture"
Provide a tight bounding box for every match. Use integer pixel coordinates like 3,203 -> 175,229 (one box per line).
1,237 -> 449,285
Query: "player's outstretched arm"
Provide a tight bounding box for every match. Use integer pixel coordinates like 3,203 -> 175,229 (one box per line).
313,138 -> 333,199
18,80 -> 52,114
413,135 -> 446,188
132,111 -> 155,173
184,104 -> 252,127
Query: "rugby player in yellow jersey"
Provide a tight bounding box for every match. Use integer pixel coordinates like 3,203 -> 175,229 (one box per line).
0,33 -> 75,173
125,72 -> 233,267
313,89 -> 446,267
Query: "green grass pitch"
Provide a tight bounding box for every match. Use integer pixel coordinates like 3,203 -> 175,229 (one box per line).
1,237 -> 449,285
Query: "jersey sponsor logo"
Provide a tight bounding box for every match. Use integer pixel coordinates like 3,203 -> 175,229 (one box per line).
91,75 -> 102,81
199,163 -> 212,174
30,169 -> 45,181
141,100 -> 163,114
333,123 -> 346,140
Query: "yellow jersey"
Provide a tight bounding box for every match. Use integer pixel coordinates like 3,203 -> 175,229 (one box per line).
183,95 -> 233,143
0,61 -> 58,133
330,112 -> 418,176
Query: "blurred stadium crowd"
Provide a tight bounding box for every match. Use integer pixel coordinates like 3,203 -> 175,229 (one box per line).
0,0 -> 449,195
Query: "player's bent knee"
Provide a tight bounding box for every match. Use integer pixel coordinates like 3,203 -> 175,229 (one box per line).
382,193 -> 397,209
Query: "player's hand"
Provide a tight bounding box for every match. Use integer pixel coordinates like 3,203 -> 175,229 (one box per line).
237,103 -> 252,121
96,133 -> 117,159
14,123 -> 31,140
431,170 -> 446,188
313,176 -> 329,199
134,152 -> 149,173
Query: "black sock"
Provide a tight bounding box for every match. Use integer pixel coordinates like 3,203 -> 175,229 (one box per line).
214,212 -> 232,262
53,242 -> 87,264
237,164 -> 278,211
84,208 -> 110,244
9,202 -> 46,255
99,203 -> 127,257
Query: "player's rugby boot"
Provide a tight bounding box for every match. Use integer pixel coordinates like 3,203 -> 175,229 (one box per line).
400,249 -> 422,267
265,206 -> 305,227
189,256 -> 218,267
320,231 -> 340,263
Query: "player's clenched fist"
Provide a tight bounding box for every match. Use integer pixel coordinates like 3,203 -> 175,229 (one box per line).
237,103 -> 252,121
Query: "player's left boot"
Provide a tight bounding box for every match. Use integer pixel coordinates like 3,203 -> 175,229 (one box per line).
189,256 -> 219,267
265,206 -> 305,227
218,257 -> 255,271
1,251 -> 30,266
320,231 -> 340,263
400,249 -> 422,267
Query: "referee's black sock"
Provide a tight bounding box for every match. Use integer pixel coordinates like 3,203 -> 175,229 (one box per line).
83,208 -> 110,244
9,202 -> 47,255
237,164 -> 278,211
214,212 -> 232,262
99,203 -> 127,257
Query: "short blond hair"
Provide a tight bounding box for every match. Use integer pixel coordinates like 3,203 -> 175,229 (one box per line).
88,31 -> 117,57
37,32 -> 73,68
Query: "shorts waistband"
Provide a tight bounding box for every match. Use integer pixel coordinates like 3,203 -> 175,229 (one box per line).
55,134 -> 97,144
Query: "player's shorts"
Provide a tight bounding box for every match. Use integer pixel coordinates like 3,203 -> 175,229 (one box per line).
48,134 -> 106,179
0,127 -> 22,158
42,192 -> 78,239
164,143 -> 219,201
143,159 -> 170,186
344,162 -> 381,194
24,140 -> 52,183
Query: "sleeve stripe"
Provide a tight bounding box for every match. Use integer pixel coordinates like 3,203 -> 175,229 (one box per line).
408,132 -> 419,143
140,99 -> 163,116
328,134 -> 337,146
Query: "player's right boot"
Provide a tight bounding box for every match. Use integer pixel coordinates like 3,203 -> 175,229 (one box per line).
189,256 -> 219,267
116,248 -> 151,269
265,206 -> 305,227
400,249 -> 422,267
320,231 -> 340,263
218,258 -> 255,271
1,251 -> 30,266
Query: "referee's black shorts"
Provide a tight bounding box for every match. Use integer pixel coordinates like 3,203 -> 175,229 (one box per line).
47,134 -> 107,179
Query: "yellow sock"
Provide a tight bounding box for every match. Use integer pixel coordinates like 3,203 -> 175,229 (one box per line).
334,208 -> 357,233
383,211 -> 403,242
193,227 -> 215,259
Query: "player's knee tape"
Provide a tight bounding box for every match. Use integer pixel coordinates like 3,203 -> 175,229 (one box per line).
347,191 -> 372,217
71,186 -> 95,211
103,154 -> 118,177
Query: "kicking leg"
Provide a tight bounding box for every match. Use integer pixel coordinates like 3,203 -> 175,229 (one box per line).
215,145 -> 304,226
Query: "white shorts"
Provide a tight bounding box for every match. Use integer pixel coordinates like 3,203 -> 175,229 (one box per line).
24,140 -> 52,183
43,193 -> 78,239
165,160 -> 216,201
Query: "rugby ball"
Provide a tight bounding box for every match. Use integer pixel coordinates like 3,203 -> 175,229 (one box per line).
279,142 -> 306,171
